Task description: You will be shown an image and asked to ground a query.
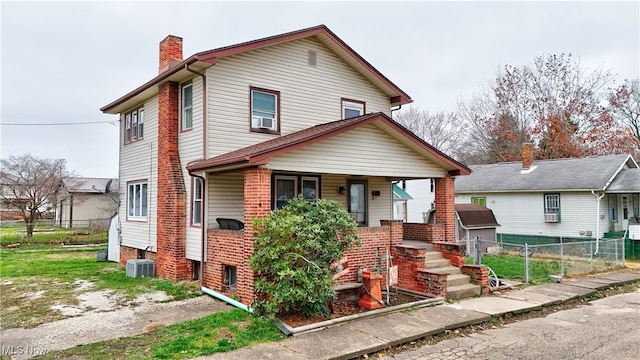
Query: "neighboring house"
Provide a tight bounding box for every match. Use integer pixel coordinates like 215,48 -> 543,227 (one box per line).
392,183 -> 413,222
400,179 -> 436,223
455,144 -> 640,245
101,25 -> 471,305
56,177 -> 119,229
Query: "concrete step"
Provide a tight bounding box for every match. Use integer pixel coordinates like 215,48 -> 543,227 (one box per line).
446,283 -> 481,300
424,251 -> 444,261
424,258 -> 452,269
446,274 -> 472,287
424,266 -> 461,276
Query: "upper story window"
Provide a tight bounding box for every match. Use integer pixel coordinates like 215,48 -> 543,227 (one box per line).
341,99 -> 365,119
182,84 -> 193,131
127,180 -> 148,221
544,193 -> 560,223
471,197 -> 486,207
124,107 -> 144,145
250,87 -> 280,134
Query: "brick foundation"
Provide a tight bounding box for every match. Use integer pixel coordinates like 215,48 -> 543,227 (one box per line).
417,270 -> 448,297
392,246 -> 426,292
203,230 -> 245,296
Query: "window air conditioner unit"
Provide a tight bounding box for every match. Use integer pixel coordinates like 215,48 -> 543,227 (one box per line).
254,116 -> 274,129
544,213 -> 558,223
126,259 -> 155,278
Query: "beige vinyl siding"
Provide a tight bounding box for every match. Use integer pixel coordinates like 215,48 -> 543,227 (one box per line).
268,124 -> 446,178
320,174 -> 348,208
206,37 -> 392,158
455,192 -> 607,239
207,172 -> 244,227
180,76 -> 205,260
368,177 -> 392,226
119,98 -> 158,251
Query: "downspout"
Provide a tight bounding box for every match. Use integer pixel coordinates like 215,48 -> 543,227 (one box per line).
592,190 -> 605,255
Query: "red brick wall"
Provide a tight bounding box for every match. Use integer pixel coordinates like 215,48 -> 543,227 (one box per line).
392,246 -> 426,291
403,223 -> 429,241
462,265 -> 490,295
118,245 -> 158,273
238,167 -> 272,305
380,220 -> 403,246
340,226 -> 393,284
434,241 -> 466,267
159,35 -> 182,72
427,224 -> 445,242
203,229 -> 244,294
417,270 -> 448,297
435,176 -> 456,242
156,81 -> 189,281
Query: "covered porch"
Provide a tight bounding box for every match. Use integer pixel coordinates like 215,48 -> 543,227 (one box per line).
187,113 -> 470,305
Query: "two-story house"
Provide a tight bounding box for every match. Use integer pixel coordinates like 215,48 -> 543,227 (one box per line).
101,25 -> 472,306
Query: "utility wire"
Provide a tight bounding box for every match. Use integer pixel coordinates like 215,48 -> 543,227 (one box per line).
0,121 -> 115,126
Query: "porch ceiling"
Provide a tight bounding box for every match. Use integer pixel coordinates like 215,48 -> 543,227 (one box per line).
186,112 -> 471,177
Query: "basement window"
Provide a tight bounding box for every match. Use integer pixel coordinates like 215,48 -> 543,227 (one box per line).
223,265 -> 237,291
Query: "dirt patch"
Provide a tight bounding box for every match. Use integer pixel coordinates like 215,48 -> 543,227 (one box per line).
215,327 -> 235,341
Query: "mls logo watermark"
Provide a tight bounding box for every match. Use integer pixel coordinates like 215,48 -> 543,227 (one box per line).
2,345 -> 48,356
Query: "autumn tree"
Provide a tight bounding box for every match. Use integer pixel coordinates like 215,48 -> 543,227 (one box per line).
609,78 -> 640,155
393,106 -> 468,160
0,154 -> 69,237
458,53 -> 630,161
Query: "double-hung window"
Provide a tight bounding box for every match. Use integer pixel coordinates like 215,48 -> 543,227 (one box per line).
182,84 -> 193,130
274,175 -> 319,209
191,177 -> 203,226
250,87 -> 279,133
127,181 -> 148,221
544,193 -> 560,223
341,99 -> 365,119
124,107 -> 144,144
471,197 -> 486,207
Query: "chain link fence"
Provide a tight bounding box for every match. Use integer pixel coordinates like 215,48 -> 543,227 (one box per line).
465,236 -> 625,284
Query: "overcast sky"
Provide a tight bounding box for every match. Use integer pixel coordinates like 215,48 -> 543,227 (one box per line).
2,1 -> 638,178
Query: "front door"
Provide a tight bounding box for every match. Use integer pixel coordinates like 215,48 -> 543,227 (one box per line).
349,182 -> 367,226
622,196 -> 629,230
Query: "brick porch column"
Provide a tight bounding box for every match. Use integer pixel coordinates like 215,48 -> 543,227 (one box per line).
156,81 -> 189,280
240,167 -> 272,305
435,175 -> 456,242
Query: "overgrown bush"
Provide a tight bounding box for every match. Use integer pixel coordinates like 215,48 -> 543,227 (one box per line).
249,196 -> 360,318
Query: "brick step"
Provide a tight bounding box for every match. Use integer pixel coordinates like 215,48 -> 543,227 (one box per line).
424,266 -> 461,276
446,283 -> 481,300
424,258 -> 452,269
424,251 -> 444,261
446,274 -> 472,287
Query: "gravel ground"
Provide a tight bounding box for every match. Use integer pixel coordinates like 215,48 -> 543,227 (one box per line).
1,292 -> 232,360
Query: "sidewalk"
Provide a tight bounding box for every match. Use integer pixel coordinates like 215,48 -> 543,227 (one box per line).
196,269 -> 640,360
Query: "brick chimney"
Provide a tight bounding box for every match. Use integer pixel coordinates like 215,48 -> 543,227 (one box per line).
159,35 -> 183,73
522,143 -> 534,169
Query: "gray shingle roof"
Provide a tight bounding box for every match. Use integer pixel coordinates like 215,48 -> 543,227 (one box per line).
607,168 -> 640,192
455,154 -> 636,193
64,178 -> 119,194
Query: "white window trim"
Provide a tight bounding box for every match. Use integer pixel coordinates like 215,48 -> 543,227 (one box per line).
274,175 -> 298,209
301,176 -> 319,201
341,99 -> 364,119
544,194 -> 560,214
191,177 -> 203,226
251,88 -> 279,132
182,83 -> 193,130
127,181 -> 148,221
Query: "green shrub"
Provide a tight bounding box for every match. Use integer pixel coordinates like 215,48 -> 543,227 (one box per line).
248,196 -> 360,318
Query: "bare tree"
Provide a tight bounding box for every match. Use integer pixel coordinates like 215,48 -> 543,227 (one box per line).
393,106 -> 468,160
0,154 -> 69,237
610,78 -> 640,155
458,53 -> 629,162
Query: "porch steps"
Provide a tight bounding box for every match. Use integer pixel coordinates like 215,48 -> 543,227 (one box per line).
423,251 -> 481,300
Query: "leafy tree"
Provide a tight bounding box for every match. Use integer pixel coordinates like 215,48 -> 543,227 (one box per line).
248,196 -> 360,318
486,113 -> 533,163
0,154 -> 70,237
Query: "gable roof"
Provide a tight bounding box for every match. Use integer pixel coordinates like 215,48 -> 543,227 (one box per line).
101,25 -> 411,114
455,154 -> 637,193
393,184 -> 413,200
186,112 -> 470,176
607,168 -> 640,192
62,178 -> 119,194
455,203 -> 500,228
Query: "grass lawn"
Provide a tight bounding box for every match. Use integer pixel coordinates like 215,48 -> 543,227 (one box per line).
34,308 -> 284,360
0,247 -> 201,328
1,224 -> 107,248
471,254 -> 561,284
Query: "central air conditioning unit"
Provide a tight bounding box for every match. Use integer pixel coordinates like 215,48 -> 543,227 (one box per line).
126,259 -> 155,278
253,116 -> 274,129
544,213 -> 559,223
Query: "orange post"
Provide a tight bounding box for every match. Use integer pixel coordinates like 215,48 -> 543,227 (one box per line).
358,270 -> 384,309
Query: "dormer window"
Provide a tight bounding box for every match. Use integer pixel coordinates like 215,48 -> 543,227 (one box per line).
250,87 -> 280,134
